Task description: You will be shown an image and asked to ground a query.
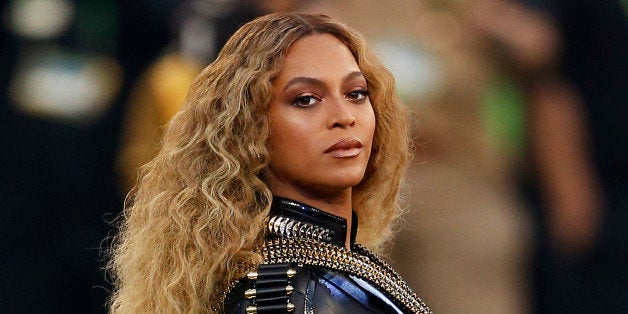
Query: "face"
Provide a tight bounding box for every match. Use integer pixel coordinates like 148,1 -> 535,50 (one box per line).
264,34 -> 376,201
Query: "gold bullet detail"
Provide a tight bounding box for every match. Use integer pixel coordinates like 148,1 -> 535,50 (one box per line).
244,289 -> 256,299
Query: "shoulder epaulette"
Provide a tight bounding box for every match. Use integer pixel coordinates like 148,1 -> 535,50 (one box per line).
243,263 -> 296,313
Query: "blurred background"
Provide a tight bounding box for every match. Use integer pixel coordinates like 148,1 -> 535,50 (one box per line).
0,0 -> 625,313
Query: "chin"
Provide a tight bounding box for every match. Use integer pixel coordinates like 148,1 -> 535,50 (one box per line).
327,173 -> 365,189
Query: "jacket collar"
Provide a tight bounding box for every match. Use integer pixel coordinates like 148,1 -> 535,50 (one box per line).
268,196 -> 358,247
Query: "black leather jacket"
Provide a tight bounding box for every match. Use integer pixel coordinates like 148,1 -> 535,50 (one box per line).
223,197 -> 431,313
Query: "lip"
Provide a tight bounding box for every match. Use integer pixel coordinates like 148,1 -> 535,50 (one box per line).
324,139 -> 363,157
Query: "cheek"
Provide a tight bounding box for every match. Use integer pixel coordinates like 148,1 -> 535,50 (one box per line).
362,109 -> 377,158
363,106 -> 376,141
271,117 -> 302,146
268,114 -> 317,163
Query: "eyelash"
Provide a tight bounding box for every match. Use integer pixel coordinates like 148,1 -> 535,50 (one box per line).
292,94 -> 320,107
291,89 -> 369,108
347,89 -> 370,102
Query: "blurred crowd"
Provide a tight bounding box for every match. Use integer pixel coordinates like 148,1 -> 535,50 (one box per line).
1,0 -> 626,313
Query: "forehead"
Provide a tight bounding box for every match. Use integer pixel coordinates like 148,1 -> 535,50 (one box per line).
276,33 -> 360,79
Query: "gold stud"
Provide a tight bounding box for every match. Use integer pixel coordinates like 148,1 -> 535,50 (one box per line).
245,305 -> 257,313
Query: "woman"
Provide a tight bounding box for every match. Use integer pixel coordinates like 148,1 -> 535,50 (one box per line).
109,13 -> 431,313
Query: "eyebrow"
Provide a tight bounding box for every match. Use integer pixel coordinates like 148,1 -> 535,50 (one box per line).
345,71 -> 365,82
282,71 -> 366,92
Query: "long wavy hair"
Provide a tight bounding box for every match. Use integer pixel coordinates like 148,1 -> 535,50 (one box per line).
108,12 -> 410,313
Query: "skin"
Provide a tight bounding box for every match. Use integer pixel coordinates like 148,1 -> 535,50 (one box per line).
264,34 -> 376,247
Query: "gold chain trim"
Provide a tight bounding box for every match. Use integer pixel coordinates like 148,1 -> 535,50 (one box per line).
261,237 -> 432,314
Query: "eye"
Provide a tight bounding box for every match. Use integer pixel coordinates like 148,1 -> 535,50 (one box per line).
346,89 -> 370,102
292,94 -> 319,108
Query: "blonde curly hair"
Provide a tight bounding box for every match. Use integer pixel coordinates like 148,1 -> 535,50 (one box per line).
108,12 -> 410,313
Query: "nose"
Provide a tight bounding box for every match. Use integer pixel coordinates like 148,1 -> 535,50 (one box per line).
326,97 -> 356,129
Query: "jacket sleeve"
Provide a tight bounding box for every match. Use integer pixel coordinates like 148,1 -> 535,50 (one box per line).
224,264 -> 403,313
